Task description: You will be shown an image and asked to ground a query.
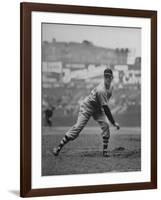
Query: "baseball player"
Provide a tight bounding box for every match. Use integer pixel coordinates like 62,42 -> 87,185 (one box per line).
53,68 -> 120,157
44,105 -> 55,126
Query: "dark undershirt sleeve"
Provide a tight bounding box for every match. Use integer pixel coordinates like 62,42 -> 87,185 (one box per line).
103,105 -> 115,125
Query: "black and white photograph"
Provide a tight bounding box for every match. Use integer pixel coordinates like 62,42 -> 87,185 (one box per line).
41,23 -> 141,176
20,3 -> 157,197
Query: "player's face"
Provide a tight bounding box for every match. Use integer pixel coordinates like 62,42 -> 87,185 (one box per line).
104,75 -> 113,86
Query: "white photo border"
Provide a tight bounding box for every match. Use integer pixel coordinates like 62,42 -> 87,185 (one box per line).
32,11 -> 151,189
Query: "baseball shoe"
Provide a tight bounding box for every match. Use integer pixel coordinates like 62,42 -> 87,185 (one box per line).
53,147 -> 60,156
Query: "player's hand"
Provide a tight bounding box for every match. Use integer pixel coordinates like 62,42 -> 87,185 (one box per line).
114,122 -> 120,130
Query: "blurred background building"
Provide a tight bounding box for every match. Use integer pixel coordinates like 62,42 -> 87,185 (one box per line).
42,39 -> 141,127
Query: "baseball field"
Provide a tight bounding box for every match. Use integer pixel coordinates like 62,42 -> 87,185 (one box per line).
42,126 -> 141,176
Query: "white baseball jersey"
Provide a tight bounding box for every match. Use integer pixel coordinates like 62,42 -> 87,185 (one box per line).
83,82 -> 113,111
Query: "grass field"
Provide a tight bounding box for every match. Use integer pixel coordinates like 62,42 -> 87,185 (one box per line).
42,127 -> 141,176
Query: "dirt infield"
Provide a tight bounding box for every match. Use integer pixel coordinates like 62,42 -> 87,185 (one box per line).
42,127 -> 141,176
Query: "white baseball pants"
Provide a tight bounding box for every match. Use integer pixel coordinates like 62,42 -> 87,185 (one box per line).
65,103 -> 110,141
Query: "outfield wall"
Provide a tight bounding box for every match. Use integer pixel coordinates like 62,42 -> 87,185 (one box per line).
43,111 -> 141,127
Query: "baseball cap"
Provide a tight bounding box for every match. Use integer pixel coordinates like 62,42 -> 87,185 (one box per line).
104,68 -> 113,78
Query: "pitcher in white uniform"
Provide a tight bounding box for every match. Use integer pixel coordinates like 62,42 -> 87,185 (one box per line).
53,68 -> 120,157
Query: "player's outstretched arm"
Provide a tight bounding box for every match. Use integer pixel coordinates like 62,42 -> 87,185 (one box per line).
103,105 -> 120,130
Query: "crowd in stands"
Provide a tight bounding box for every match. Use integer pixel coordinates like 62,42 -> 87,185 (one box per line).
42,79 -> 141,127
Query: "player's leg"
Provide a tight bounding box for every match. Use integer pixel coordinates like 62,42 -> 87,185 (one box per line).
48,117 -> 52,126
53,135 -> 69,156
93,110 -> 110,157
53,104 -> 92,156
